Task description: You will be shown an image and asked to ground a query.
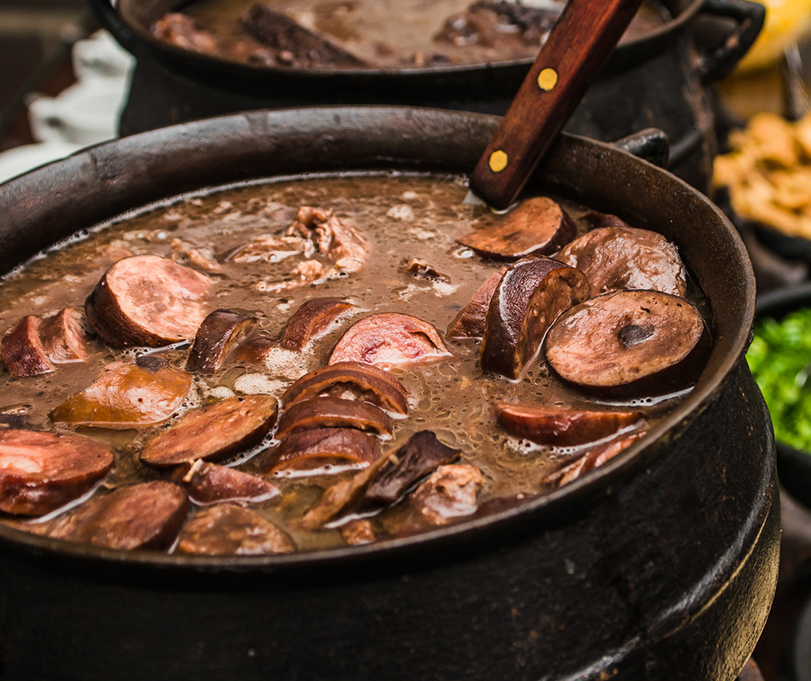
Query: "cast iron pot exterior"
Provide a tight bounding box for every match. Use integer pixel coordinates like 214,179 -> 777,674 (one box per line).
91,0 -> 764,193
0,107 -> 777,681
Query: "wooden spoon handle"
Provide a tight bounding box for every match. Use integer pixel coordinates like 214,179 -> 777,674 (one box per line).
470,0 -> 646,210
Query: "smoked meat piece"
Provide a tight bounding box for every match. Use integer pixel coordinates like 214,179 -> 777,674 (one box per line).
554,226 -> 687,297
481,256 -> 590,379
141,395 -> 277,467
282,361 -> 409,415
186,309 -> 258,373
447,270 -> 504,340
545,290 -> 710,397
177,503 -> 294,556
49,481 -> 189,550
495,405 -> 642,446
268,427 -> 382,475
183,462 -> 280,505
0,429 -> 113,516
279,298 -> 355,351
457,197 -> 576,260
50,360 -> 193,429
329,313 -> 451,368
276,397 -> 393,439
85,254 -> 213,348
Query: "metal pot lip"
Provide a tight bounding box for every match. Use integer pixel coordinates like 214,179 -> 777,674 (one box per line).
120,0 -> 702,80
0,105 -> 754,574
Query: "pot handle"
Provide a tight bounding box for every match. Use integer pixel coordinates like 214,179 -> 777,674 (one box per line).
614,128 -> 670,169
86,0 -> 141,57
694,0 -> 766,84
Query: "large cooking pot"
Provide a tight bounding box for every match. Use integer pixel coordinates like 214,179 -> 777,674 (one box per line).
90,0 -> 764,193
0,107 -> 777,681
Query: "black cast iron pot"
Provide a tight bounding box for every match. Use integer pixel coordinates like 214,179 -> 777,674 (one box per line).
90,0 -> 764,193
0,107 -> 777,681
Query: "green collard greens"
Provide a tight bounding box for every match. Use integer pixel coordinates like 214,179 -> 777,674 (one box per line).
747,308 -> 811,452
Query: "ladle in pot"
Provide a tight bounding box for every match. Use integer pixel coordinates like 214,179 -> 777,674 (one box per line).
470,0 -> 646,210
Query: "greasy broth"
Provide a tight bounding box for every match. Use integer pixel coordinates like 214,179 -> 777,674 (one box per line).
0,173 -> 691,551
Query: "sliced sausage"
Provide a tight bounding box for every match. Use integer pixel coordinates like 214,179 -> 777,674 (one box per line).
49,481 -> 189,550
495,404 -> 643,446
411,464 -> 484,525
85,254 -> 213,348
232,336 -> 277,366
2,309 -> 94,378
446,269 -> 505,340
39,308 -> 93,364
554,226 -> 687,297
329,313 -> 451,368
177,503 -> 294,556
546,432 -> 646,487
364,431 -> 461,505
49,360 -> 193,429
140,395 -> 278,468
1,316 -> 53,377
186,309 -> 258,373
279,298 -> 355,351
0,429 -> 114,516
298,453 -> 391,530
282,361 -> 409,415
267,427 -> 382,476
481,256 -> 590,379
276,397 -> 393,440
182,462 -> 280,505
457,197 -> 576,260
544,290 -> 711,397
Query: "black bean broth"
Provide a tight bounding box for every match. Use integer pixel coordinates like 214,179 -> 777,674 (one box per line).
0,173 -> 700,553
165,0 -> 670,69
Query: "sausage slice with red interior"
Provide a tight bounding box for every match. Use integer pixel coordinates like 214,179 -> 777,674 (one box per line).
177,503 -> 294,556
457,197 -> 576,260
0,429 -> 114,516
186,309 -> 258,373
2,309 -> 94,378
481,256 -> 590,379
554,226 -> 687,297
48,481 -> 189,550
329,313 -> 451,368
447,269 -> 505,340
266,427 -> 382,476
545,290 -> 711,397
39,308 -> 93,363
282,361 -> 409,415
49,358 -> 193,429
1,316 -> 53,378
181,462 -> 280,505
276,397 -> 394,439
495,404 -> 643,446
140,394 -> 277,468
85,254 -> 213,348
279,298 -> 355,351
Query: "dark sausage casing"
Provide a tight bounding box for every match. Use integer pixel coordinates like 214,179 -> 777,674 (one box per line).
481,256 -> 590,379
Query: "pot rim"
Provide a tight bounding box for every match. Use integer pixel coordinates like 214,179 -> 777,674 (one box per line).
117,0 -> 703,79
0,106 -> 755,574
